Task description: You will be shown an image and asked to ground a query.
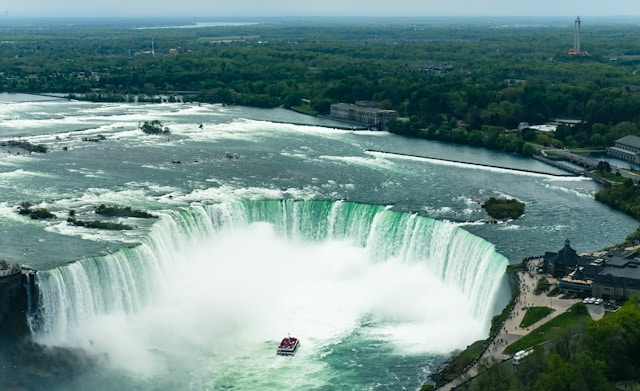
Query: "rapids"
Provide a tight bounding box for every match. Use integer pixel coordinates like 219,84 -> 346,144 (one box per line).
0,96 -> 636,389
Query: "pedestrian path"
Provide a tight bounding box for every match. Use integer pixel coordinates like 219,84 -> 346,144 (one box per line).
436,257 -> 585,390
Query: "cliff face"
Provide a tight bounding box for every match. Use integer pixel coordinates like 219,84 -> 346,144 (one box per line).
0,273 -> 29,338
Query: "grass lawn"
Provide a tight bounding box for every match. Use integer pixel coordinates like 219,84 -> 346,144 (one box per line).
504,305 -> 591,356
291,105 -> 317,115
593,169 -> 627,183
519,306 -> 554,328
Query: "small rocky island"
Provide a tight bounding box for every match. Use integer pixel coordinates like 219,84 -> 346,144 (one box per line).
1,140 -> 48,153
16,202 -> 56,220
139,120 -> 170,135
66,204 -> 157,230
95,204 -> 157,218
16,201 -> 156,230
482,197 -> 525,220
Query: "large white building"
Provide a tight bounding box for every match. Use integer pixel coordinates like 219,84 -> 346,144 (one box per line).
329,102 -> 397,130
607,135 -> 640,164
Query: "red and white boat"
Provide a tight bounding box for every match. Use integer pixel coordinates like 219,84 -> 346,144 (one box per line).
277,335 -> 300,356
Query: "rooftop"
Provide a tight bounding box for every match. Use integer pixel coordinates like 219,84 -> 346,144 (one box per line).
616,135 -> 640,149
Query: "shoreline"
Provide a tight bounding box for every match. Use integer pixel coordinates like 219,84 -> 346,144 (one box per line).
0,96 -> 632,389
433,256 -> 602,390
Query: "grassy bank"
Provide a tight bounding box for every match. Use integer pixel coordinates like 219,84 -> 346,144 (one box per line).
519,306 -> 554,328
428,263 -> 522,386
503,303 -> 591,355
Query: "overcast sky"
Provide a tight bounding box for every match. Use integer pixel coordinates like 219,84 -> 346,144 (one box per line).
3,0 -> 640,18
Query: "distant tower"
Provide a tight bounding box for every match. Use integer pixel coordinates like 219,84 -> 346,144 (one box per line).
573,16 -> 581,54
152,38 -> 155,58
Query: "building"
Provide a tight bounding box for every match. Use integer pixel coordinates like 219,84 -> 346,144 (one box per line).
520,119 -> 583,134
329,102 -> 398,130
545,240 -> 640,300
525,124 -> 557,133
543,239 -> 581,278
554,119 -> 584,127
558,257 -> 607,293
606,135 -> 640,164
592,250 -> 640,300
546,240 -> 600,294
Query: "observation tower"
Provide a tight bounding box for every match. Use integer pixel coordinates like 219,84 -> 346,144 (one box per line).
568,16 -> 589,56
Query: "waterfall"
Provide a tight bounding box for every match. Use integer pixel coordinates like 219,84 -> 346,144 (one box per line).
30,199 -> 508,350
238,200 -> 507,320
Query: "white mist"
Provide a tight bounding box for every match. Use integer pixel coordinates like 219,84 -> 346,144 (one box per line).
32,201 -> 506,389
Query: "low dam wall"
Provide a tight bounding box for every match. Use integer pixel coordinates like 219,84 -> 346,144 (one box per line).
367,150 -> 576,177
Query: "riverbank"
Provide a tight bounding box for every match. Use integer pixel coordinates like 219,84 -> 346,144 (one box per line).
433,256 -> 605,391
1,97 -> 635,390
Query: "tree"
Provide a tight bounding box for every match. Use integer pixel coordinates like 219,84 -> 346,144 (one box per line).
139,120 -> 170,135
596,160 -> 611,173
523,129 -> 537,142
312,99 -> 332,115
535,353 -> 575,391
571,354 -> 609,391
584,297 -> 640,380
554,125 -> 572,142
471,358 -> 515,391
284,92 -> 303,108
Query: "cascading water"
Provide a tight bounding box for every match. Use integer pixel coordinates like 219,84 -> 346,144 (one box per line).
29,199 -> 508,390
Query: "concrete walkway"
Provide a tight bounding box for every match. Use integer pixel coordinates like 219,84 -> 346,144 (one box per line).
436,257 -> 602,390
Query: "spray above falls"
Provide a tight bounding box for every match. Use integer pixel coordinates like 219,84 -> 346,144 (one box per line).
29,199 -> 508,387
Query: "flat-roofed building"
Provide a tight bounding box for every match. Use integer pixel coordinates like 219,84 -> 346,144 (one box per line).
330,102 -> 397,130
543,240 -> 640,299
607,135 -> 640,164
592,250 -> 640,299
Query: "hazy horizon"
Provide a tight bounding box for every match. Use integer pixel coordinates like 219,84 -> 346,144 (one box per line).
2,1 -> 640,19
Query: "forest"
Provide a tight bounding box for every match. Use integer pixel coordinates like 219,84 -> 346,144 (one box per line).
462,298 -> 640,391
3,17 -> 640,391
1,17 -> 640,154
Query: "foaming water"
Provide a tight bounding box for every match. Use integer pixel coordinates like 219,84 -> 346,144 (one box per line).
30,200 -> 507,390
368,150 -> 568,179
0,97 -> 637,389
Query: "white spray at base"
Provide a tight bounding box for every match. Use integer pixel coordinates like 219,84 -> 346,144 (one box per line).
29,200 -> 508,389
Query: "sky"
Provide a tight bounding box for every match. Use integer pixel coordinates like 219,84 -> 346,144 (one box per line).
2,0 -> 640,18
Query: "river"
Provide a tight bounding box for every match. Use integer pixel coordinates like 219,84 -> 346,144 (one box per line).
0,95 -> 635,390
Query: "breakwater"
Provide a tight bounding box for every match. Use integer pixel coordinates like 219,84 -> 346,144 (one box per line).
268,118 -> 369,130
366,150 -> 576,177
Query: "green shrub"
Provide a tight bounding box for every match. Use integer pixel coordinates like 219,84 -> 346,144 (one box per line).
139,120 -> 170,135
67,218 -> 132,230
482,197 -> 525,220
96,204 -> 156,218
29,208 -> 56,219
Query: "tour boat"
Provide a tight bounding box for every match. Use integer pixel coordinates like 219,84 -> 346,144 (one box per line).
277,335 -> 299,356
